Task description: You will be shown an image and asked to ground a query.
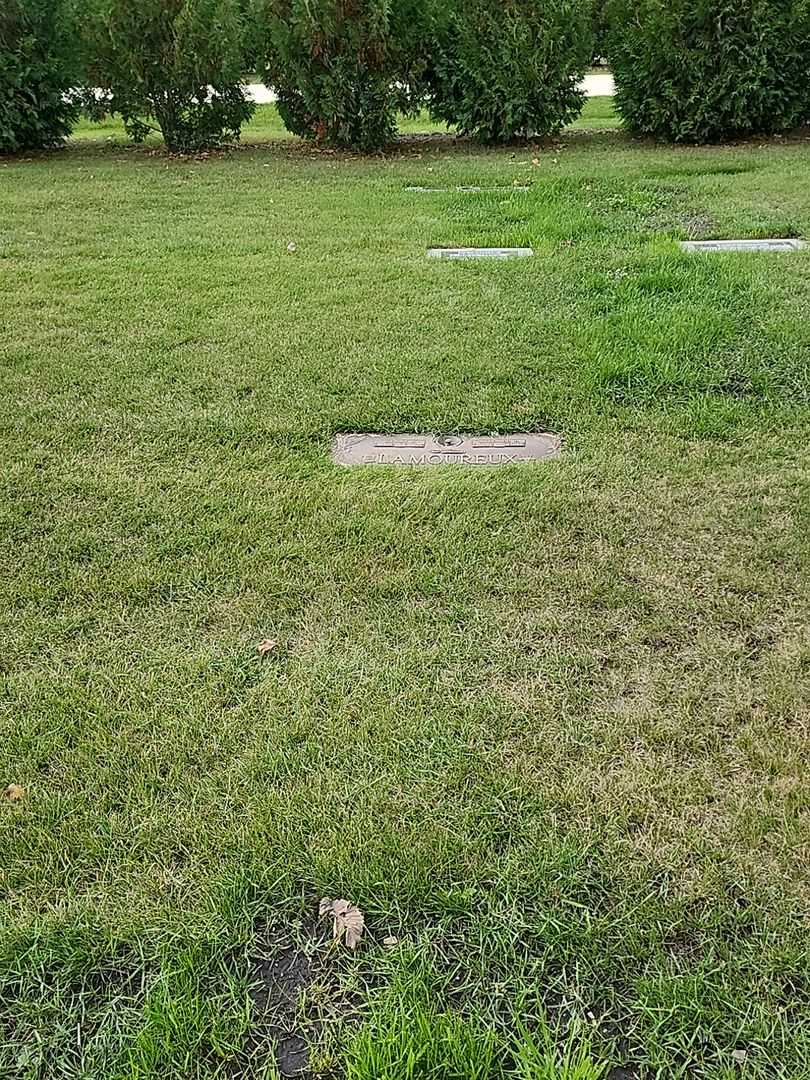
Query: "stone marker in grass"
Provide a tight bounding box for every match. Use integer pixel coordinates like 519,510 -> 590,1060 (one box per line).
332,432 -> 561,466
427,247 -> 534,260
406,186 -> 530,193
681,239 -> 805,252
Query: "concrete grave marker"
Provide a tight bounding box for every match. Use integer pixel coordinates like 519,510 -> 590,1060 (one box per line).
681,238 -> 805,253
332,432 -> 560,466
427,247 -> 534,260
406,186 -> 530,193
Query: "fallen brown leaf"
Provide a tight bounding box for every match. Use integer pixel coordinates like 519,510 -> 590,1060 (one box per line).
257,639 -> 278,656
4,784 -> 25,802
320,897 -> 365,950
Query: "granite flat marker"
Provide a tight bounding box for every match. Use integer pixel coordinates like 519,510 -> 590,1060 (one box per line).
681,238 -> 805,252
427,247 -> 533,260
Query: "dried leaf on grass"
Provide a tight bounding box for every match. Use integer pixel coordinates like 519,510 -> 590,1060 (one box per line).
4,784 -> 25,802
319,897 -> 365,950
257,639 -> 278,656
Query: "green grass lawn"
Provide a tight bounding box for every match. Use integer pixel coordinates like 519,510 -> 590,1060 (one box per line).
69,97 -> 622,146
1,109 -> 810,1080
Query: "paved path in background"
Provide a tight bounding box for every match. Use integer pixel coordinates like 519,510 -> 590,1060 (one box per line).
245,84 -> 276,103
581,72 -> 615,96
245,72 -> 615,105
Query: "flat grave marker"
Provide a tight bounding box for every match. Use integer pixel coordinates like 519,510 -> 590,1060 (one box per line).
406,185 -> 530,193
332,432 -> 561,467
681,238 -> 805,253
427,247 -> 534,260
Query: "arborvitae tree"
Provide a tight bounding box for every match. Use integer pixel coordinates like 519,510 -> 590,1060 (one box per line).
1,0 -> 79,153
607,0 -> 810,142
85,0 -> 255,153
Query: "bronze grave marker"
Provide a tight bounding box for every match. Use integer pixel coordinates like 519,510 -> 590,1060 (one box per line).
332,433 -> 561,466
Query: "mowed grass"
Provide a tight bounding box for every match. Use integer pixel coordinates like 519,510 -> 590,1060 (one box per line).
1,110 -> 810,1080
68,96 -> 621,146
